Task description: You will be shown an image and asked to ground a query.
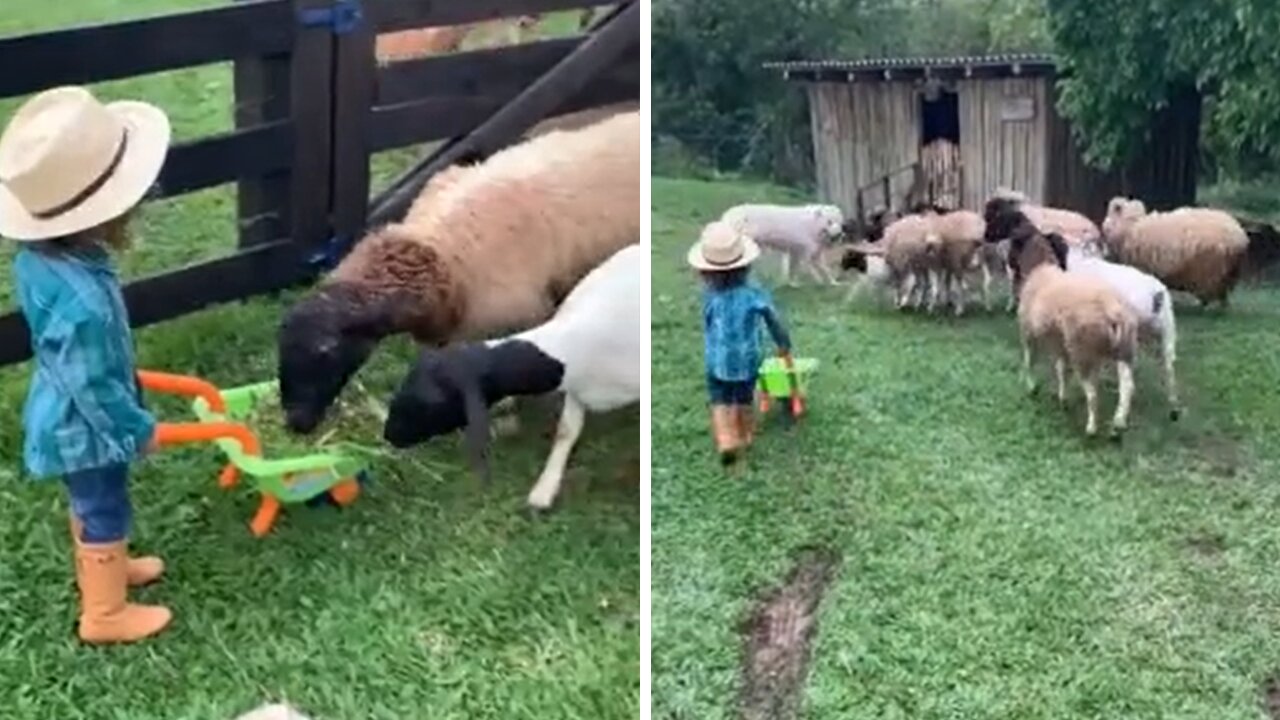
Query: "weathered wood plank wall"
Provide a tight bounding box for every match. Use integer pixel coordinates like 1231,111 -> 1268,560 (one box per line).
956,77 -> 1047,209
807,82 -> 919,216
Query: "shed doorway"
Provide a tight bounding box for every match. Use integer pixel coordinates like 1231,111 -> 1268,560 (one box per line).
920,88 -> 961,208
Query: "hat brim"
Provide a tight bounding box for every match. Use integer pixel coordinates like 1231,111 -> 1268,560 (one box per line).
687,236 -> 761,271
0,101 -> 170,241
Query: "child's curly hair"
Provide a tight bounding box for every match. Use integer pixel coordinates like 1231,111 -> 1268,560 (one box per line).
700,267 -> 750,290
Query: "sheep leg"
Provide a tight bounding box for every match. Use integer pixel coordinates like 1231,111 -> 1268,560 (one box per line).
1021,338 -> 1038,395
1055,358 -> 1067,405
897,273 -> 916,311
981,263 -> 993,312
809,251 -> 841,286
952,271 -> 967,317
527,395 -> 586,510
803,253 -> 827,285
781,252 -> 800,288
926,268 -> 942,313
1111,361 -> 1134,436
1161,327 -> 1180,420
1080,373 -> 1099,437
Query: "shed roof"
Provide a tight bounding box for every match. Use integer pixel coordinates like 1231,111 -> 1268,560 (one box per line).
766,53 -> 1056,82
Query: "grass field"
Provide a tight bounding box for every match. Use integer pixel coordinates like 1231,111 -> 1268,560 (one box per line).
652,175 -> 1280,719
0,4 -> 638,719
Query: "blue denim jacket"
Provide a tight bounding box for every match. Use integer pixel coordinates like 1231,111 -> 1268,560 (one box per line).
701,281 -> 791,383
14,242 -> 154,479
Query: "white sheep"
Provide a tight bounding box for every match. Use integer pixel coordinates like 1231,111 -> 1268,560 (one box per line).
1064,246 -> 1179,419
1101,197 -> 1249,307
383,244 -> 642,510
277,110 -> 639,433
1010,227 -> 1140,438
720,203 -> 844,287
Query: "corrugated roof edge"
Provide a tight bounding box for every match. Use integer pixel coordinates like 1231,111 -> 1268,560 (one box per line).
764,53 -> 1056,74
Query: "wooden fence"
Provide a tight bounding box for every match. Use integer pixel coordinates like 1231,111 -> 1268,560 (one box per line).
0,0 -> 639,365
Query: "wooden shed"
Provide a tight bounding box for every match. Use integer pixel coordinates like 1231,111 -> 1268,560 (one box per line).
767,54 -> 1200,225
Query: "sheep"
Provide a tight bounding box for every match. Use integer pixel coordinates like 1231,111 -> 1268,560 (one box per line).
1100,197 -> 1249,307
720,203 -> 845,287
878,213 -> 941,310
923,208 -> 987,315
1009,225 -> 1140,438
383,244 -> 642,510
277,110 -> 639,433
989,189 -> 1102,251
1064,246 -> 1180,419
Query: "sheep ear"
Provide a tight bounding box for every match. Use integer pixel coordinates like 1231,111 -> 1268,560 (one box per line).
459,372 -> 492,485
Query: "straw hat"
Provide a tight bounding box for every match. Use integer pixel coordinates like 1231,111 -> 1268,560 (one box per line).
687,220 -> 760,271
0,86 -> 170,241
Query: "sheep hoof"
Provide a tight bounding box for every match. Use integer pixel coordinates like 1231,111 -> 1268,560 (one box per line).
1169,408 -> 1181,422
1109,426 -> 1126,442
526,485 -> 559,512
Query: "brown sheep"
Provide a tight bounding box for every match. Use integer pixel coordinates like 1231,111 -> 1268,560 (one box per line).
1011,225 -> 1140,438
277,110 -> 639,433
1101,197 -> 1249,307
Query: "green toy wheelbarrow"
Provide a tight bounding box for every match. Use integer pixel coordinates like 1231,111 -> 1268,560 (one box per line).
140,371 -> 367,537
757,354 -> 818,420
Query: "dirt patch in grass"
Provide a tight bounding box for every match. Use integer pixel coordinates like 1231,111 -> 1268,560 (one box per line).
738,546 -> 841,720
1185,531 -> 1227,559
1261,673 -> 1280,719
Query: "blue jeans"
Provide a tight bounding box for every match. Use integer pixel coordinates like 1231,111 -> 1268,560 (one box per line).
707,375 -> 756,406
64,464 -> 132,543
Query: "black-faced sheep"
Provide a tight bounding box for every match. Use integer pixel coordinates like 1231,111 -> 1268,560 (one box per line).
383,244 -> 641,510
1101,197 -> 1249,307
277,110 -> 639,433
989,189 -> 1102,251
1010,226 -> 1140,438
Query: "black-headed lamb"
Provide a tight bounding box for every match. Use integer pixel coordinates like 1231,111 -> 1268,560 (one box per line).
1009,225 -> 1140,438
382,244 -> 641,510
277,110 -> 639,432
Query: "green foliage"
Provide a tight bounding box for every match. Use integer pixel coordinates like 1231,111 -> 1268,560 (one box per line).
653,0 -> 1055,181
1048,0 -> 1280,172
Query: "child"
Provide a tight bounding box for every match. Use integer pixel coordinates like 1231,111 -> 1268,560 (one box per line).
687,221 -> 794,465
0,86 -> 173,643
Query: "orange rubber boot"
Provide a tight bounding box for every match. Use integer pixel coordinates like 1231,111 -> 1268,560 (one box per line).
71,516 -> 164,587
737,405 -> 756,448
75,541 -> 172,644
711,405 -> 741,465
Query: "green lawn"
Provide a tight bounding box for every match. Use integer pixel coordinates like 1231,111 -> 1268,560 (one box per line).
652,175 -> 1280,719
0,4 -> 637,719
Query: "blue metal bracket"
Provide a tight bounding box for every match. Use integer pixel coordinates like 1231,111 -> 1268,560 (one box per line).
307,234 -> 356,271
299,0 -> 363,34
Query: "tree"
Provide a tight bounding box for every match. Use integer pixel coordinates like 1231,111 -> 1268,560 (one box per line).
1047,0 -> 1280,174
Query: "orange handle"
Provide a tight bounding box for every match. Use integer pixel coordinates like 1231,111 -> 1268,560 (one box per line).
779,351 -> 804,418
153,422 -> 261,456
137,370 -> 226,413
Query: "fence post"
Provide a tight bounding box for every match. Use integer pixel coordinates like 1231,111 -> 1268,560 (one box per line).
233,0 -> 291,247
288,0 -> 337,261
329,2 -> 375,255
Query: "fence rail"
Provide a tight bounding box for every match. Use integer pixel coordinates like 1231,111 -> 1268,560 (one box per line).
0,0 -> 638,366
